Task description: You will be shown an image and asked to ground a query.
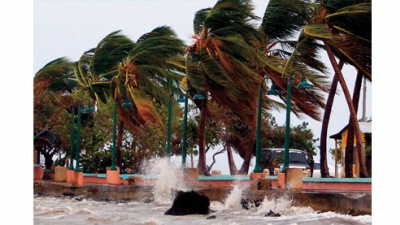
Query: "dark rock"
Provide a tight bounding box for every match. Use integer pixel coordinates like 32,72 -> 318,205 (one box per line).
62,192 -> 75,197
164,190 -> 210,216
241,198 -> 262,210
265,210 -> 281,217
206,215 -> 216,219
75,197 -> 84,201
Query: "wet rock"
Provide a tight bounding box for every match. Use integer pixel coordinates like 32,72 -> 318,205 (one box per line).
164,190 -> 210,216
241,198 -> 262,210
62,192 -> 75,197
75,197 -> 84,201
265,210 -> 281,217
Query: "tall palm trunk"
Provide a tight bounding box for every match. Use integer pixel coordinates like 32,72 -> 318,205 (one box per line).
320,60 -> 344,177
226,138 -> 239,175
238,92 -> 258,175
197,98 -> 210,175
344,70 -> 363,177
324,41 -> 369,178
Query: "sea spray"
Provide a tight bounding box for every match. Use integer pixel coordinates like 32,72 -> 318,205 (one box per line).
257,193 -> 314,216
141,157 -> 188,204
223,184 -> 245,209
258,194 -> 292,213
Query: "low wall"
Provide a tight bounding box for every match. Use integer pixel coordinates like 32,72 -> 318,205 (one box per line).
46,173 -> 371,192
302,178 -> 371,192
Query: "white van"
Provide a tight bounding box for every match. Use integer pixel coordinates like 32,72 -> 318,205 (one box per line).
259,148 -> 308,175
310,161 -> 335,178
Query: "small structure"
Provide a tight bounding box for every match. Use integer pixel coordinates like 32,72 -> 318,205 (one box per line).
330,120 -> 371,177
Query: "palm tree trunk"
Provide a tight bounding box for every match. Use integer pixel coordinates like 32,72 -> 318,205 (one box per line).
344,70 -> 363,177
226,138 -> 239,175
324,41 -> 369,178
320,60 -> 344,177
238,91 -> 258,175
197,98 -> 210,175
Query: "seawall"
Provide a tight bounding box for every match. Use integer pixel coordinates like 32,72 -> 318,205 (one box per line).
34,180 -> 371,216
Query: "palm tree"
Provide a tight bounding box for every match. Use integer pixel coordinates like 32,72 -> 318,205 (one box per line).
115,26 -> 186,132
185,0 -> 329,175
186,0 -> 269,175
257,0 -> 330,122
246,0 -> 330,177
74,27 -> 186,169
303,0 -> 371,177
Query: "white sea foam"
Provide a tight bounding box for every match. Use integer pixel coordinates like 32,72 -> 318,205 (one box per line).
141,157 -> 188,204
223,184 -> 245,209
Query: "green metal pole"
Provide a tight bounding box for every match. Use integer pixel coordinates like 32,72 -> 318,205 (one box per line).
111,100 -> 118,170
68,108 -> 75,170
166,94 -> 172,158
253,82 -> 263,173
283,75 -> 293,173
181,91 -> 188,167
75,104 -> 83,172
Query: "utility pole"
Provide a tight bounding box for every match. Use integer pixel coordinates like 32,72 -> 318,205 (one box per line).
362,77 -> 367,122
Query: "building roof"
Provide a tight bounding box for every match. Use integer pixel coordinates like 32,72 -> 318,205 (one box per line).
330,120 -> 371,140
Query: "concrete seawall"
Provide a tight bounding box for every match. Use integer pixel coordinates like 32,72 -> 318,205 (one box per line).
34,181 -> 371,215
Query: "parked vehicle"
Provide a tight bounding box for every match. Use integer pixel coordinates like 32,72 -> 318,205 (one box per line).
310,161 -> 335,178
259,148 -> 308,175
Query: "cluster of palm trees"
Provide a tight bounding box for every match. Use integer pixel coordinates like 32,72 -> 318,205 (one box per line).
34,0 -> 371,177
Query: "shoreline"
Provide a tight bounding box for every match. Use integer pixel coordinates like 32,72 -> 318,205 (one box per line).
34,180 -> 371,216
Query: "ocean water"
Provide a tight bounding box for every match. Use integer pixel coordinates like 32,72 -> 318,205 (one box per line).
34,158 -> 372,225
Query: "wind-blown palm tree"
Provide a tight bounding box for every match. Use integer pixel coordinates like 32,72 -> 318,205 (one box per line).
247,0 -> 330,176
74,27 -> 186,169
302,0 -> 371,177
186,0 -> 268,175
186,0 -> 329,175
258,0 -> 329,121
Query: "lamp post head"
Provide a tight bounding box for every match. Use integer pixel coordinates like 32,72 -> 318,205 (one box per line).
193,90 -> 206,100
177,94 -> 186,103
84,104 -> 95,113
122,98 -> 133,108
297,77 -> 313,89
267,83 -> 279,96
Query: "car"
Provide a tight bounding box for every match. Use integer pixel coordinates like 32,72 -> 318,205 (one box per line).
310,161 -> 335,178
259,148 -> 308,175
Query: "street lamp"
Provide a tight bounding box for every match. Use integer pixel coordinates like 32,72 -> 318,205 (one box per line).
177,91 -> 189,167
74,100 -> 95,172
110,97 -> 133,171
268,70 -> 312,173
166,93 -> 173,158
177,88 -> 205,167
68,108 -> 76,171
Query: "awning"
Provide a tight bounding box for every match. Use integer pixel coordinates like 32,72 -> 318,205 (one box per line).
330,121 -> 371,140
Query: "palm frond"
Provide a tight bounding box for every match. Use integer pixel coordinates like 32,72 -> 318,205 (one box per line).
74,50 -> 94,87
259,0 -> 312,41
91,30 -> 134,80
304,24 -> 371,79
35,57 -> 77,93
325,3 -> 371,41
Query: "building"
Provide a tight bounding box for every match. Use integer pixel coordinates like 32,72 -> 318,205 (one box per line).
330,120 -> 372,177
